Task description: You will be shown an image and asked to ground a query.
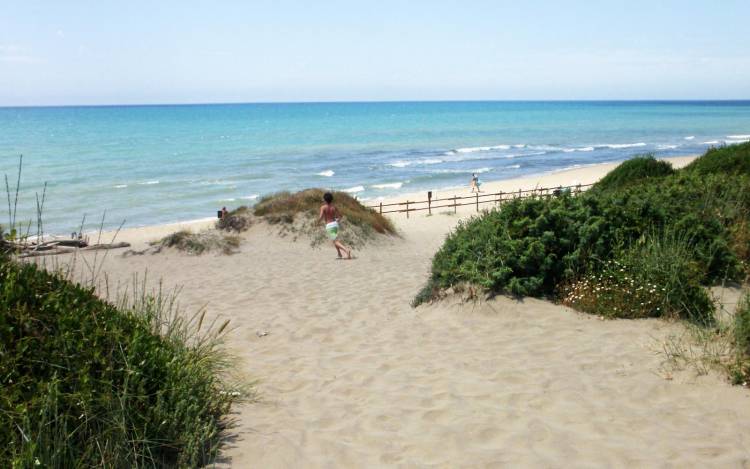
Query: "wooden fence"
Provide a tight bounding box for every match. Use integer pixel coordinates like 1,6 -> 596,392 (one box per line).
368,183 -> 594,217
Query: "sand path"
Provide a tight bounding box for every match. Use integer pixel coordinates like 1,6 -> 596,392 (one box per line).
41,158 -> 750,467
58,212 -> 749,468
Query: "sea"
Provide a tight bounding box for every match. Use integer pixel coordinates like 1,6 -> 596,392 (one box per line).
1,101 -> 749,235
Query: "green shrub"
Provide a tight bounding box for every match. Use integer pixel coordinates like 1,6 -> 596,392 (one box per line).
591,155 -> 674,193
734,292 -> 750,356
561,231 -> 715,324
426,193 -> 589,298
684,141 -> 750,176
0,261 -> 243,467
419,169 -> 749,306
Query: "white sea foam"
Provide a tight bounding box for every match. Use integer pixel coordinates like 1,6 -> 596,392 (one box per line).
317,170 -> 335,177
139,180 -> 160,185
452,144 -> 510,154
513,144 -> 526,148
601,142 -> 647,149
684,136 -> 695,140
242,194 -> 259,200
528,145 -> 562,152
578,147 -> 595,152
563,149 -> 575,153
114,184 -> 128,189
657,144 -> 678,150
726,138 -> 750,144
507,164 -> 521,169
433,167 -> 492,174
221,198 -> 236,202
422,158 -> 444,165
372,182 -> 404,189
343,185 -> 365,193
503,151 -> 547,159
727,135 -> 750,139
703,140 -> 720,145
387,158 -> 443,168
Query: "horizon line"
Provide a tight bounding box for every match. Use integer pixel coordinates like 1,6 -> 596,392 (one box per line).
2,98 -> 750,110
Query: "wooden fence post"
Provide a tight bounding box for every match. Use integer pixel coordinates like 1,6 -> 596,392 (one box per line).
428,191 -> 432,216
379,202 -> 382,214
453,195 -> 457,214
406,200 -> 410,219
475,192 -> 479,212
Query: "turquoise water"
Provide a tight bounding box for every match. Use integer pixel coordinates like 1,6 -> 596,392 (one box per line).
1,101 -> 749,234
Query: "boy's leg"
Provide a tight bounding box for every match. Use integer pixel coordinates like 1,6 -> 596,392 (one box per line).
335,240 -> 352,259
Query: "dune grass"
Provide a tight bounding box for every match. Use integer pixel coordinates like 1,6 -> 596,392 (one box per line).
216,206 -> 254,233
252,188 -> 396,247
254,188 -> 396,235
153,229 -> 240,255
0,256 -> 245,467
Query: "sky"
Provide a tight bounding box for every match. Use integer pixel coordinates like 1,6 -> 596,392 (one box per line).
1,0 -> 749,106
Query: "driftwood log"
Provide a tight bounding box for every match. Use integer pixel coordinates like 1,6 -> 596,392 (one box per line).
17,242 -> 130,258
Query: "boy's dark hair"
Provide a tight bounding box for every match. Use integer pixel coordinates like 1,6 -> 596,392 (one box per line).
323,192 -> 333,203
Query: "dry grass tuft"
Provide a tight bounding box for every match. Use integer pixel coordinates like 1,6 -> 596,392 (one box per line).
253,188 -> 397,247
216,206 -> 254,233
152,230 -> 240,255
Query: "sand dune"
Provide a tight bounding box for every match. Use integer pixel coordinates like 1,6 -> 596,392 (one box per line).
39,157 -> 750,468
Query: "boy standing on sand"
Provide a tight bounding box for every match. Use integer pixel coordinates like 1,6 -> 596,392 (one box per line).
319,192 -> 352,260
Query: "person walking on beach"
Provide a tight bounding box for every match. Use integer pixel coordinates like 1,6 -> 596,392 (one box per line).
470,173 -> 482,193
319,192 -> 352,260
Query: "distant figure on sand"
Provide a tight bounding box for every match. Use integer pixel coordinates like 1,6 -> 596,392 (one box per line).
319,192 -> 352,259
220,206 -> 229,219
470,173 -> 481,192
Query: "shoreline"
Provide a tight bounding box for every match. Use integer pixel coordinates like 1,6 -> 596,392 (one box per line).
83,154 -> 697,245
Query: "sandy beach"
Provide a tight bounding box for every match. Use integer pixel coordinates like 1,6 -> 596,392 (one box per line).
39,156 -> 750,468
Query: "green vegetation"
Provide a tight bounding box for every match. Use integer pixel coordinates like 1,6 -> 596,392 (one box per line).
253,188 -> 397,247
0,257 -> 243,467
684,142 -> 750,176
734,293 -> 750,359
590,155 -> 674,193
417,142 -> 750,323
561,232 -> 715,324
153,229 -> 240,255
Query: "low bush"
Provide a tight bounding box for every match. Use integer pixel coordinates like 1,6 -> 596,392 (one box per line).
684,141 -> 750,176
253,189 -> 396,247
417,145 -> 749,312
254,189 -> 396,236
0,259 -> 243,467
734,293 -> 750,356
153,230 -> 240,255
561,232 -> 715,324
591,155 -> 674,193
217,206 -> 254,233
